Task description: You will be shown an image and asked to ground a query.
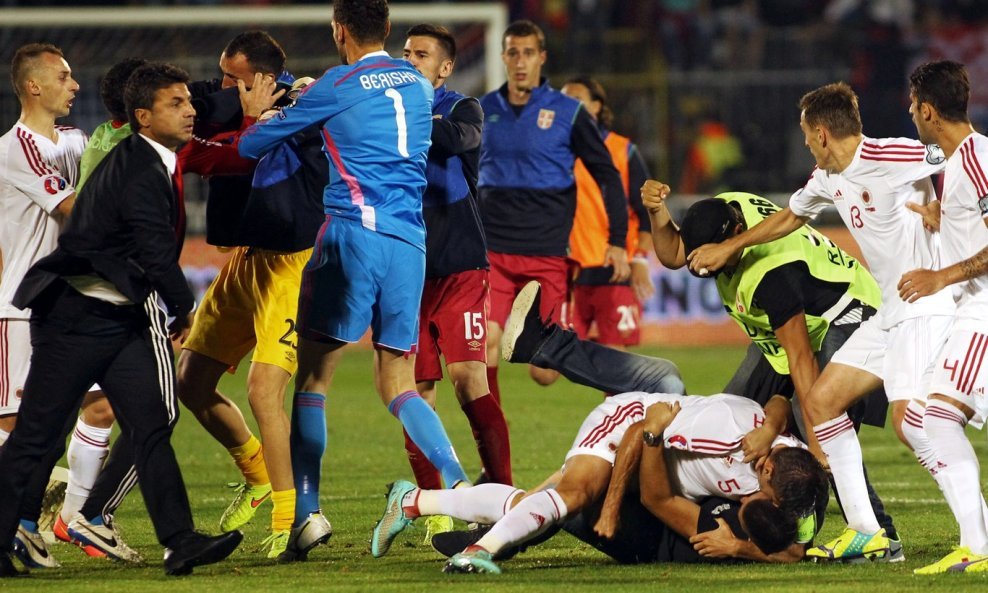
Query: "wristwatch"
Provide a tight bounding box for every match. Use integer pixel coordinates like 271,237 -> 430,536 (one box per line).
642,430 -> 663,447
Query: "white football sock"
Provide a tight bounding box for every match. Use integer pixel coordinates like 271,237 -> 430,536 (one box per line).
475,489 -> 568,555
61,419 -> 111,523
901,399 -> 942,477
814,413 -> 881,534
405,483 -> 523,525
925,400 -> 988,554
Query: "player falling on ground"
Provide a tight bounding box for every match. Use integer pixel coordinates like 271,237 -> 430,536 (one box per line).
238,0 -> 471,561
687,82 -> 959,562
641,186 -> 902,552
372,389 -> 826,573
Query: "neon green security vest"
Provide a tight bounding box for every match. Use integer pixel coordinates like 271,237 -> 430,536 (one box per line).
77,121 -> 133,191
713,192 -> 881,374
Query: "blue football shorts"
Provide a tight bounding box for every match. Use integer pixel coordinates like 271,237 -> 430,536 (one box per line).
297,216 -> 424,351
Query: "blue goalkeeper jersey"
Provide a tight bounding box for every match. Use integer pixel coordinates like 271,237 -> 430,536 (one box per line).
238,51 -> 434,250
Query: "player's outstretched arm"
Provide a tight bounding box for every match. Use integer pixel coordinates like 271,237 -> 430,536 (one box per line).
594,421 -> 646,539
642,180 -> 687,269
238,76 -> 330,159
687,207 -> 807,275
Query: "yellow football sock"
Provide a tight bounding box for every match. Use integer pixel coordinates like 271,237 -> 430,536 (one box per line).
271,489 -> 296,532
228,435 -> 270,486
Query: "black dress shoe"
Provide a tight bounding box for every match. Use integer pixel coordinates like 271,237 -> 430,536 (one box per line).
163,531 -> 243,576
0,551 -> 26,578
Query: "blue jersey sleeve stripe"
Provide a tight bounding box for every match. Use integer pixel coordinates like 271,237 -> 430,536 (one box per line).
320,128 -> 376,231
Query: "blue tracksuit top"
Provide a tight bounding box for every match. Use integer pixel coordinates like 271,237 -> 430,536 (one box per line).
478,79 -> 581,191
423,85 -> 487,278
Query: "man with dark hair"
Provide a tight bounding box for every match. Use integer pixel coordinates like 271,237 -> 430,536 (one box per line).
48,57 -> 149,563
561,76 -> 653,357
54,59 -> 283,562
897,60 -> 988,575
174,28 -> 320,560
239,0 -> 470,562
479,19 -> 629,394
399,23 -> 512,535
576,185 -> 901,559
77,58 -> 149,189
331,0 -> 390,46
686,81 -> 955,562
0,62 -> 242,577
221,30 -> 287,85
372,390 -> 825,574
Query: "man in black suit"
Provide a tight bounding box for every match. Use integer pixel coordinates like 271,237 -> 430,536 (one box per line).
0,63 -> 242,577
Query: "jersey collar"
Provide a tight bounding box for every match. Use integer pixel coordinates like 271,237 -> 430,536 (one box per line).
357,50 -> 390,62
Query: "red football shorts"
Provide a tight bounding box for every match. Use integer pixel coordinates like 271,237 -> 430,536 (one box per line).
571,284 -> 641,346
487,252 -> 569,328
415,269 -> 490,383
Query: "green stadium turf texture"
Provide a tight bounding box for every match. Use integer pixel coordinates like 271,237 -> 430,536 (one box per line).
10,345 -> 988,591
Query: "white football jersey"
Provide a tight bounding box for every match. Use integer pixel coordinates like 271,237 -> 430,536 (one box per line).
940,132 -> 988,319
789,137 -> 954,328
662,393 -> 805,502
0,123 -> 86,319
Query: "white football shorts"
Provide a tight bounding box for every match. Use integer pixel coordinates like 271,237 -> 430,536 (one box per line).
831,314 -> 952,402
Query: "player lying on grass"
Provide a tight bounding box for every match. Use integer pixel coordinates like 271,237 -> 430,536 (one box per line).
430,401 -> 830,567
371,390 -> 827,574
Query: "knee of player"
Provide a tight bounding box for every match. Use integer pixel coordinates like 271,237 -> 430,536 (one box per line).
554,479 -> 598,513
801,388 -> 835,423
132,423 -> 175,450
448,367 -> 489,400
81,396 -> 116,427
246,379 -> 290,411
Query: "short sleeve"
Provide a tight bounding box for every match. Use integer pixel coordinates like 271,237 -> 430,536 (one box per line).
4,141 -> 73,214
788,170 -> 830,219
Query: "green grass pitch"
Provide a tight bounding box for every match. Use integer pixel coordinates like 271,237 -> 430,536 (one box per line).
9,345 -> 988,591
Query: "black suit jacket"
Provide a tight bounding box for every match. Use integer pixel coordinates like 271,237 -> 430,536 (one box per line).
14,134 -> 194,318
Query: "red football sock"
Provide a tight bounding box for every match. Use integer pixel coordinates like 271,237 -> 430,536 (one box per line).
463,394 -> 512,486
486,366 -> 501,405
